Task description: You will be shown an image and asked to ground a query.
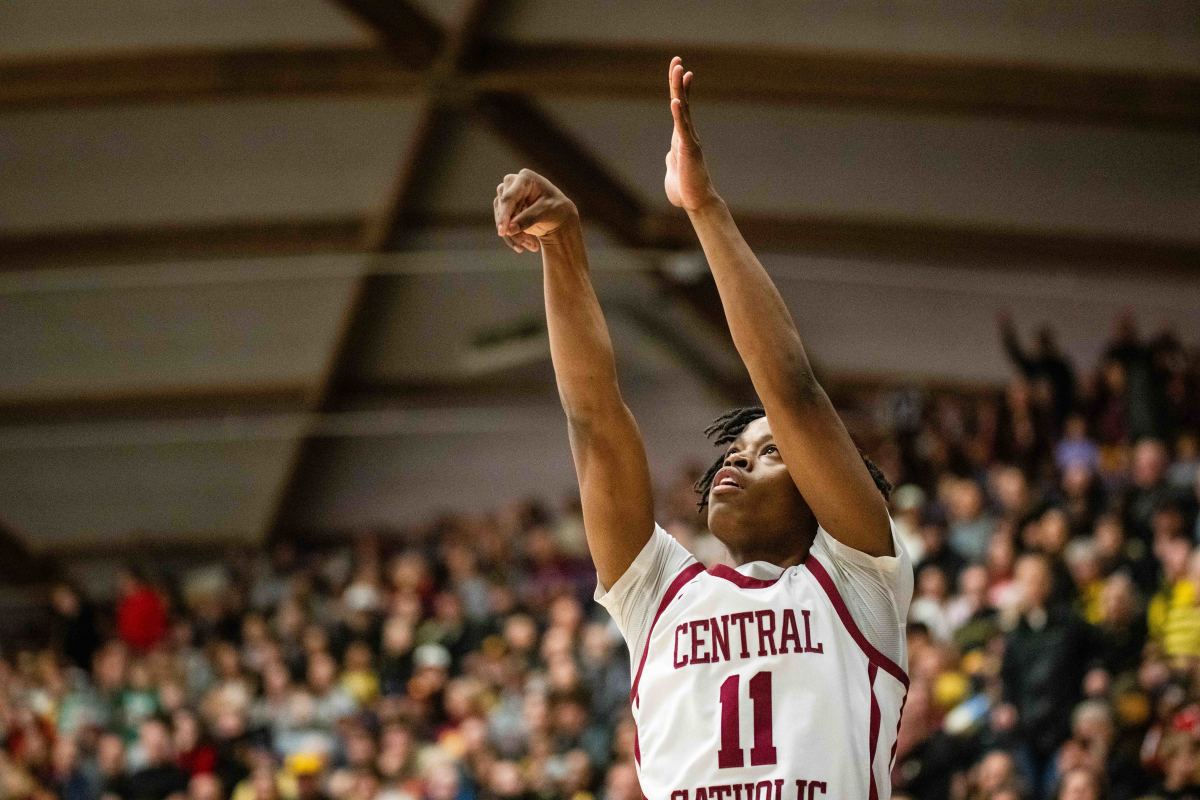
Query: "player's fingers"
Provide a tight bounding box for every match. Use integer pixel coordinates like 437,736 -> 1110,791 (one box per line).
668,56 -> 682,100
494,195 -> 514,237
498,173 -> 532,204
670,98 -> 689,141
496,193 -> 516,234
679,73 -> 697,126
493,194 -> 506,227
510,197 -> 553,233
503,231 -> 538,253
498,200 -> 520,235
496,175 -> 517,227
513,231 -> 540,252
674,95 -> 700,148
670,62 -> 685,102
497,180 -> 533,232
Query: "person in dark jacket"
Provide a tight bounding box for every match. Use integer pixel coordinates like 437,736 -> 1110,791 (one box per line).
1102,313 -> 1177,443
998,313 -> 1077,436
1001,552 -> 1097,799
50,581 -> 101,672
126,717 -> 189,800
1093,572 -> 1148,678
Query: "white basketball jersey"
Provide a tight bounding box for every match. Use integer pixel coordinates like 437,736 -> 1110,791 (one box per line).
629,553 -> 909,800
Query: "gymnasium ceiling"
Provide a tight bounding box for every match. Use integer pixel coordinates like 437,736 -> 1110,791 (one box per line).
0,0 -> 1198,554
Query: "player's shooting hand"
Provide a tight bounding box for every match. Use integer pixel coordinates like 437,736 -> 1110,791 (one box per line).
494,169 -> 578,253
665,56 -> 720,211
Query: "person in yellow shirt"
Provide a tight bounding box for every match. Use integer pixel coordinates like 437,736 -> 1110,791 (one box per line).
1149,538 -> 1200,663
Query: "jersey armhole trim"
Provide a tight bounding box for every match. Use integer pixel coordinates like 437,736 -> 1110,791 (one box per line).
805,554 -> 910,688
629,562 -> 707,705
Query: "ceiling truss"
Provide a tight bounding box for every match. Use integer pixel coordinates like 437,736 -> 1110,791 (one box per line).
2,3 -> 1198,549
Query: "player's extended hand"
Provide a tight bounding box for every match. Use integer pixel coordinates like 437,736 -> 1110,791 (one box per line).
493,169 -> 578,253
665,56 -> 720,211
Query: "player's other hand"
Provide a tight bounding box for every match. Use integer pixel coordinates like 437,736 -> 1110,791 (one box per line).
494,169 -> 578,253
665,56 -> 720,211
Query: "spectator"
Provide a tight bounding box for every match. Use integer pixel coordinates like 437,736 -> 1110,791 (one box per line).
1055,766 -> 1106,800
892,484 -> 928,563
1123,439 -> 1185,543
306,652 -> 358,729
188,772 -> 223,800
48,735 -> 94,800
974,749 -> 1026,799
947,478 -> 998,563
1093,573 -> 1147,677
998,313 -> 1077,434
910,563 -> 956,642
1149,733 -> 1200,799
1056,414 -> 1102,476
116,568 -> 169,653
918,517 -> 967,588
1103,314 -> 1174,442
127,717 -> 190,800
1002,553 -> 1094,797
946,564 -> 999,651
49,581 -> 102,672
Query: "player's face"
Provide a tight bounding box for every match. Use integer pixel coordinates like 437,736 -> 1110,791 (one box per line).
706,416 -> 814,561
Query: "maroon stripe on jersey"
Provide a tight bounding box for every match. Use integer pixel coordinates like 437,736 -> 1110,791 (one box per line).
890,689 -> 908,769
804,554 -> 910,688
707,563 -> 785,589
868,664 -> 880,800
630,561 -> 706,705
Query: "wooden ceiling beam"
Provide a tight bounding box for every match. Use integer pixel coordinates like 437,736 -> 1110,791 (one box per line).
0,217 -> 369,270
477,42 -> 1200,130
5,41 -> 1198,130
333,0 -> 444,69
646,211 -> 1200,273
0,45 -> 420,110
3,212 -> 1196,275
0,384 -> 311,425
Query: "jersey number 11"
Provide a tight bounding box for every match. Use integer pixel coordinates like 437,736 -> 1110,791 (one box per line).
717,671 -> 778,768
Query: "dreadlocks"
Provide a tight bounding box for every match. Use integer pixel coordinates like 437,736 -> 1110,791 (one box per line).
694,405 -> 893,511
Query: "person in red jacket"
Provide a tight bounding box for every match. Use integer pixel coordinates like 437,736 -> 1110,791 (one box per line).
116,567 -> 167,652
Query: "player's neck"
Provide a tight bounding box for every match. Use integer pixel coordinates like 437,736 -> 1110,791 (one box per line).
728,541 -> 811,570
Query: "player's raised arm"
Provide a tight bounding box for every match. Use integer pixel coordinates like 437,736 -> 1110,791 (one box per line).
493,169 -> 655,588
663,58 -> 892,557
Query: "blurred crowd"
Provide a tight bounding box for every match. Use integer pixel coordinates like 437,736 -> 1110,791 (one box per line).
2,311 -> 1199,800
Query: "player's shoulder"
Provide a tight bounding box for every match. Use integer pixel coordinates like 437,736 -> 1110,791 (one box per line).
812,514 -> 912,574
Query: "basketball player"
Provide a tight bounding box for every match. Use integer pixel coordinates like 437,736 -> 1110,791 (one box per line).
493,57 -> 913,799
